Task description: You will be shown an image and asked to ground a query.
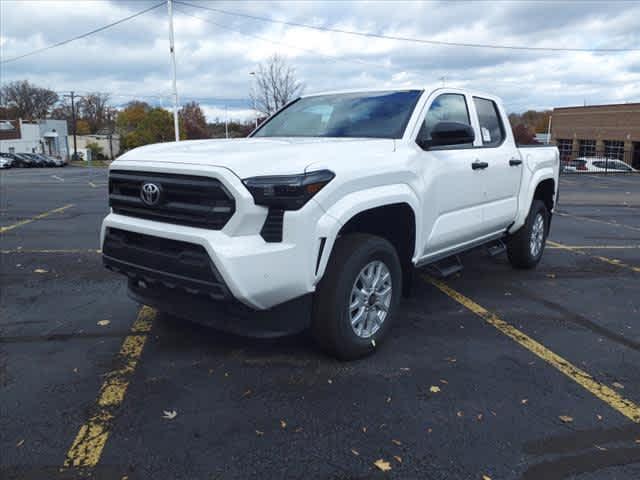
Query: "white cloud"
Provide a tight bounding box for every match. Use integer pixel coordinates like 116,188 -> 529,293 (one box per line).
1,0 -> 639,114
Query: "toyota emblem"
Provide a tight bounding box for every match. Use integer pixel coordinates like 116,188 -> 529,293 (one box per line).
140,182 -> 162,206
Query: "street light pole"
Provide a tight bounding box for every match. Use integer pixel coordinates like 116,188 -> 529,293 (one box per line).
63,91 -> 78,161
167,0 -> 180,141
249,71 -> 258,129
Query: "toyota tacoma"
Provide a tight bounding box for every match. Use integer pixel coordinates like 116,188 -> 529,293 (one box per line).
102,87 -> 559,359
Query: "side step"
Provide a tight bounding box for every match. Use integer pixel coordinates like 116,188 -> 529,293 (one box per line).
430,255 -> 463,278
486,239 -> 507,258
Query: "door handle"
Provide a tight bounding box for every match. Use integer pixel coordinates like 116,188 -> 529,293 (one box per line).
471,161 -> 489,170
509,158 -> 523,166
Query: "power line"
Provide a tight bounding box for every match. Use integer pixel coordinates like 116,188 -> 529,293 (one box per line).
174,7 -> 397,72
1,2 -> 165,65
177,0 -> 640,53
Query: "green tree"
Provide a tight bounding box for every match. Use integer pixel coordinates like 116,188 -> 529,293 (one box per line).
85,141 -> 105,159
117,104 -> 184,151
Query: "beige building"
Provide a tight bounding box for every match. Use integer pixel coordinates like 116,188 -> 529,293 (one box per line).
68,133 -> 120,160
551,103 -> 640,169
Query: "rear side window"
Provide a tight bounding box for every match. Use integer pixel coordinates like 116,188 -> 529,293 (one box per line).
419,93 -> 471,142
473,97 -> 504,147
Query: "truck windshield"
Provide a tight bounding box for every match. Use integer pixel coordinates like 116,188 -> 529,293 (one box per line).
252,90 -> 422,139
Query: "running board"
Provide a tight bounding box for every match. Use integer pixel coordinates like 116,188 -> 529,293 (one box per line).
429,255 -> 463,278
486,240 -> 507,258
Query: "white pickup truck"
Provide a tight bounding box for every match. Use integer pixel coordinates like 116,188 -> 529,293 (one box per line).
102,87 -> 559,359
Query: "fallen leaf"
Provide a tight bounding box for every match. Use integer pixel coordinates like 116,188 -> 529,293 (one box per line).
162,410 -> 177,420
255,430 -> 264,436
427,427 -> 433,433
224,372 -> 229,377
391,439 -> 402,446
440,379 -> 448,384
97,320 -> 110,327
559,415 -> 574,423
362,426 -> 367,433
73,368 -> 79,373
280,419 -> 287,429
595,445 -> 607,451
327,379 -> 333,384
482,475 -> 492,480
612,382 -> 625,389
445,357 -> 457,363
400,367 -> 410,371
294,427 -> 303,433
457,411 -> 464,418
476,413 -> 484,421
374,459 -> 392,472
351,448 -> 360,456
371,339 -> 376,348
121,476 -> 129,480
546,273 -> 557,279
386,396 -> 392,403
16,439 -> 24,447
34,268 -> 48,273
429,385 -> 441,393
635,439 -> 640,444
393,455 -> 402,463
242,389 -> 252,398
521,399 -> 528,405
597,415 -> 603,421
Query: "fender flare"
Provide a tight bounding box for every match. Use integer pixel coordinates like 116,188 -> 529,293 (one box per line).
509,168 -> 557,234
313,184 -> 420,281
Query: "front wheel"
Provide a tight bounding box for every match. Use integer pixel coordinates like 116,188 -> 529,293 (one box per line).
311,233 -> 402,360
507,199 -> 549,269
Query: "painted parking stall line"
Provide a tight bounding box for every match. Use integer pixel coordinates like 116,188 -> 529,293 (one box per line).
0,203 -> 74,234
423,275 -> 640,423
547,240 -> 640,274
63,306 -> 156,468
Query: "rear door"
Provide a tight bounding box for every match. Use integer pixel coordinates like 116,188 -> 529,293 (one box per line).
471,97 -> 522,233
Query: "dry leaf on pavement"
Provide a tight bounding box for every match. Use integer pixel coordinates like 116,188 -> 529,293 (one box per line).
482,475 -> 492,480
16,439 -> 24,447
612,382 -> 625,389
351,449 -> 359,456
391,439 -> 402,446
559,415 -> 574,423
429,385 -> 441,393
34,269 -> 48,273
280,420 -> 287,429
97,320 -> 111,326
393,455 -> 402,463
162,410 -> 177,420
374,459 -> 392,472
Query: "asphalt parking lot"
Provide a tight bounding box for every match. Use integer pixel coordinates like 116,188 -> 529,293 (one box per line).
1,168 -> 639,480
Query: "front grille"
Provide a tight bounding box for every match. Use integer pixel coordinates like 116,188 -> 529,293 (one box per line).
103,228 -> 230,299
109,170 -> 235,230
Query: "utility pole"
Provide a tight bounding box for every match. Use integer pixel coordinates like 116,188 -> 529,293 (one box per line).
546,115 -> 552,145
64,91 -> 78,161
167,0 -> 180,141
225,105 -> 229,139
249,71 -> 258,129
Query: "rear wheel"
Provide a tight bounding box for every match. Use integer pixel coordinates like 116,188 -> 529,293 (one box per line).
311,233 -> 402,360
507,199 -> 549,269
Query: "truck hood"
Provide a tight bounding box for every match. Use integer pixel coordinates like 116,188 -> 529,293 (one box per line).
115,137 -> 396,179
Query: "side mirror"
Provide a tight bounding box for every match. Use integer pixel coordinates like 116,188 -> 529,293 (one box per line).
419,121 -> 475,149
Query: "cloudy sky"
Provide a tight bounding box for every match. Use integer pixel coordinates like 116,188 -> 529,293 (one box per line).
1,0 -> 639,122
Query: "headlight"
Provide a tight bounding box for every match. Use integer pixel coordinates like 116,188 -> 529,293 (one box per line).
243,170 -> 335,210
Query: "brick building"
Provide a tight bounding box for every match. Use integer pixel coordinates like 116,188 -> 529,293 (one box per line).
551,103 -> 640,169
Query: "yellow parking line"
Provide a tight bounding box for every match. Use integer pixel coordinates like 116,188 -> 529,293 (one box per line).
557,212 -> 640,233
63,306 -> 156,468
0,248 -> 101,254
547,240 -> 640,273
424,275 -> 640,423
548,245 -> 640,250
0,204 -> 74,234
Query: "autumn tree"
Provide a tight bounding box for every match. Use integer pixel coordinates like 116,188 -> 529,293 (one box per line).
0,80 -> 58,119
78,92 -> 114,133
512,123 -> 539,145
117,102 -> 184,150
179,101 -> 209,139
250,54 -> 304,116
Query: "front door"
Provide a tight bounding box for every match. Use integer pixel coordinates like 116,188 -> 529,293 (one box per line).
415,92 -> 488,256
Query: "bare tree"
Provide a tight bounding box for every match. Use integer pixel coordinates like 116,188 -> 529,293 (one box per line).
250,54 -> 304,116
0,80 -> 58,120
78,92 -> 112,133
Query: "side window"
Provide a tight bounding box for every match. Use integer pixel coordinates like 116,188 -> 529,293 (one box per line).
418,93 -> 471,143
473,97 -> 505,147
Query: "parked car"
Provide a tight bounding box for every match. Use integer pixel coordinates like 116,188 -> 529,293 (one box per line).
31,153 -> 59,167
565,157 -> 637,173
11,153 -> 37,167
102,87 -> 559,359
0,157 -> 11,169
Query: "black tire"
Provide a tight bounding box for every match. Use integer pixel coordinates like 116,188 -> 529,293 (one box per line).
507,199 -> 549,269
311,233 -> 402,360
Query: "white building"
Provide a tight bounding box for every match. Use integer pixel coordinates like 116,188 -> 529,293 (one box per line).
0,119 -> 69,159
